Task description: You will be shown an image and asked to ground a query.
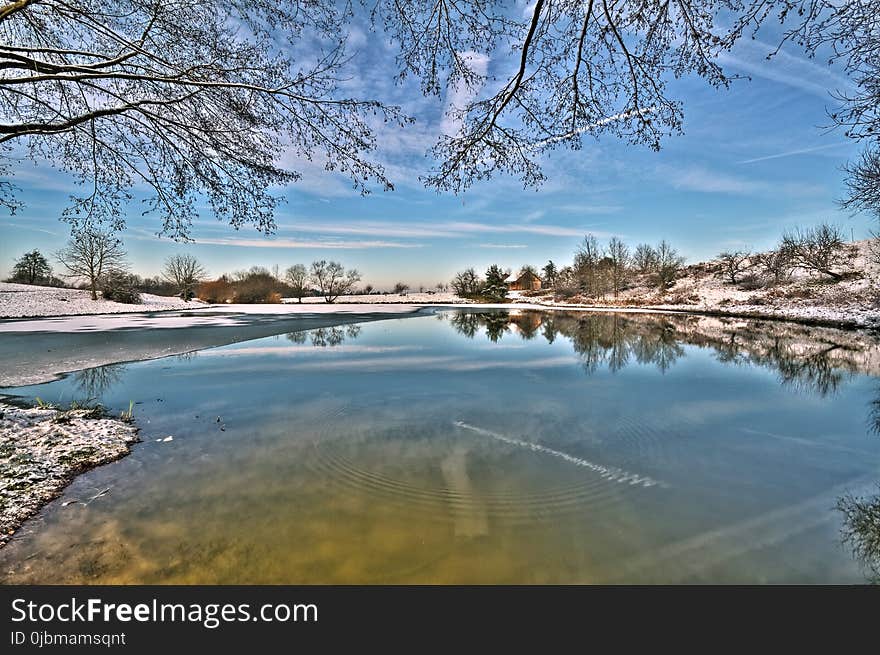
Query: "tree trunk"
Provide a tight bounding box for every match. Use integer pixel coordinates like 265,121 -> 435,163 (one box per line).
90,279 -> 97,300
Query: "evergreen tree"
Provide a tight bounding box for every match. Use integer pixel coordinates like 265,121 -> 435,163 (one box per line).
541,260 -> 558,287
484,264 -> 508,301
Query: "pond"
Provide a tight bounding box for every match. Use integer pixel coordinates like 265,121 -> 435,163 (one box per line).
2,309 -> 879,583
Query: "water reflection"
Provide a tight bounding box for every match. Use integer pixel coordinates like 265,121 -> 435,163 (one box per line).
449,310 -> 863,395
837,489 -> 880,583
73,364 -> 126,401
449,310 -> 880,580
3,310 -> 880,583
287,324 -> 362,347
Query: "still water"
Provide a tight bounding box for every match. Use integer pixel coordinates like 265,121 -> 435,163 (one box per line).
2,310 -> 879,583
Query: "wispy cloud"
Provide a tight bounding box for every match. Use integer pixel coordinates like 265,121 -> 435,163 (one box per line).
718,38 -> 854,100
192,237 -> 423,249
276,219 -> 603,239
478,243 -> 528,249
738,142 -> 848,164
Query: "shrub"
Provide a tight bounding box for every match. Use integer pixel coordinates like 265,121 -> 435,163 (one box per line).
231,268 -> 284,303
198,277 -> 235,303
101,271 -> 141,303
737,274 -> 765,291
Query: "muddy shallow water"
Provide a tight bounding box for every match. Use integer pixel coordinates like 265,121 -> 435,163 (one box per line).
2,310 -> 879,583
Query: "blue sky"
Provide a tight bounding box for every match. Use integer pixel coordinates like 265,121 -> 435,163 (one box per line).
0,6 -> 871,290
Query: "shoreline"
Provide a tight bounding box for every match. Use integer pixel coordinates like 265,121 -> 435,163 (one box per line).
0,401 -> 140,547
507,300 -> 880,332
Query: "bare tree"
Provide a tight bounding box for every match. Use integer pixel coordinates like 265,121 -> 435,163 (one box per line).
655,240 -> 684,290
607,237 -> 631,298
843,148 -> 880,218
310,260 -> 361,303
754,248 -> 793,286
574,234 -> 607,300
4,1 -> 876,231
451,268 -> 482,297
162,254 -> 206,300
782,224 -> 850,280
379,1 -> 879,210
0,1 -> 408,236
284,264 -> 309,303
799,5 -> 880,217
717,250 -> 751,284
56,228 -> 128,300
379,0 -> 739,192
633,244 -> 658,273
393,282 -> 410,294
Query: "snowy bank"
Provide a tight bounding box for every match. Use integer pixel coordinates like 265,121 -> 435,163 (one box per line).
508,239 -> 880,330
0,401 -> 139,547
0,282 -> 208,318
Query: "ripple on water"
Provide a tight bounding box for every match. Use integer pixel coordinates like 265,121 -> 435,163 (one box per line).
307,420 -> 667,525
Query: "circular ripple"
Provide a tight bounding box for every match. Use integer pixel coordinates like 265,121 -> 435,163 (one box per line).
306,423 -> 657,523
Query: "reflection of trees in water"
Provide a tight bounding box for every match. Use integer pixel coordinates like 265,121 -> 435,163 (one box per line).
446,309 -> 880,581
866,386 -> 880,436
287,330 -> 308,344
449,312 -> 480,339
73,364 -> 126,400
839,386 -> 880,583
449,311 -> 687,374
447,310 -> 874,393
836,488 -> 880,583
286,324 -> 362,347
483,313 -> 510,342
676,327 -> 856,396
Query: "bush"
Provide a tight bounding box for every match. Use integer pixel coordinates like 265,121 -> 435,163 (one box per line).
737,274 -> 765,291
667,289 -> 700,305
101,272 -> 141,303
197,278 -> 235,303
233,268 -> 286,303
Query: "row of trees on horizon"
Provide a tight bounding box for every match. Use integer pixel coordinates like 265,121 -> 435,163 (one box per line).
6,228 -> 368,304
6,221 -> 862,305
451,237 -> 687,302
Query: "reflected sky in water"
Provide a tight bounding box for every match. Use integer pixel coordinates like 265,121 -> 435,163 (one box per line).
2,310 -> 879,583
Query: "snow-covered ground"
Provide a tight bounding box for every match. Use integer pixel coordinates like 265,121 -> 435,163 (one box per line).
0,402 -> 139,546
515,239 -> 880,330
0,282 -> 207,318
